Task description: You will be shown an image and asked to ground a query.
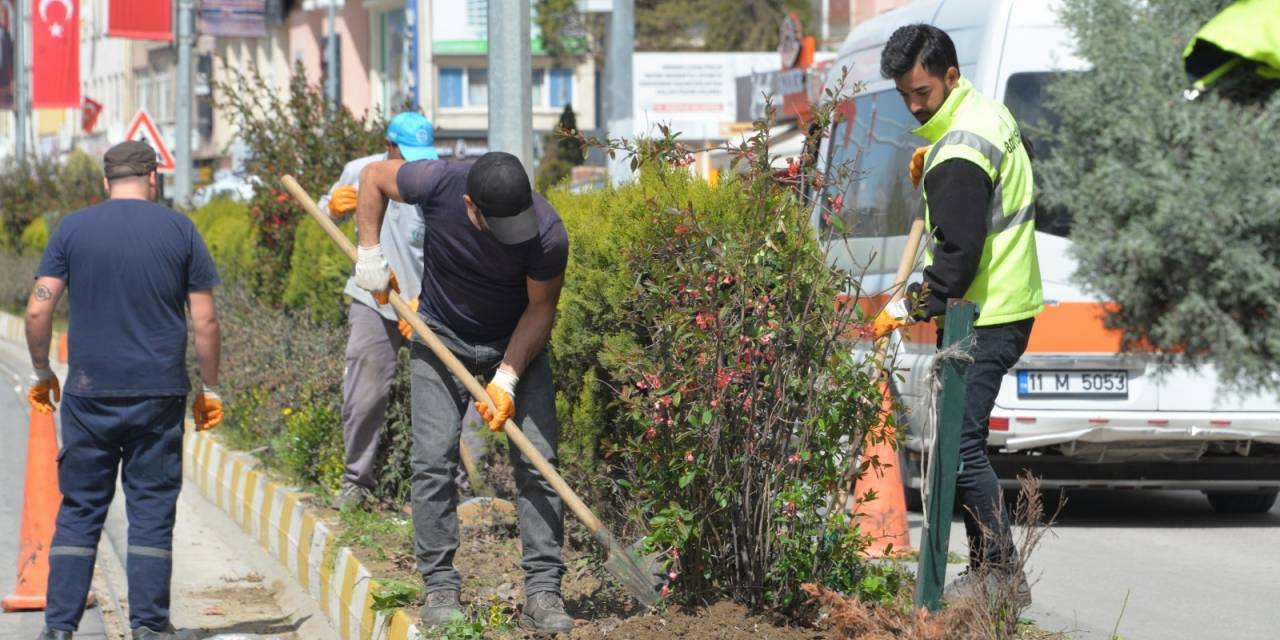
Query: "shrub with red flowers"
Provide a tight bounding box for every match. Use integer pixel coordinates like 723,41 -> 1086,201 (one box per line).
214,61 -> 390,301
563,94 -> 902,612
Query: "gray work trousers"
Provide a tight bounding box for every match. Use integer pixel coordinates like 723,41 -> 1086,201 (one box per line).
341,301 -> 406,489
409,318 -> 565,596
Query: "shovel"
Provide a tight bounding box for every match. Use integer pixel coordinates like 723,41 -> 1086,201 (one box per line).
281,175 -> 664,607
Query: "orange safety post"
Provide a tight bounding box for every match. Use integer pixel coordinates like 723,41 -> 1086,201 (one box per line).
57,334 -> 68,363
2,410 -> 63,612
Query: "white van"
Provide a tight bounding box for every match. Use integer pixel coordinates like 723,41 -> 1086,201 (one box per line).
816,0 -> 1280,513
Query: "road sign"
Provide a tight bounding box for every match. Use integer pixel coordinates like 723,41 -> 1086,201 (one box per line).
123,110 -> 176,173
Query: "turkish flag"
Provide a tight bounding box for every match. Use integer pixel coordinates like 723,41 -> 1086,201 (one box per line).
82,96 -> 102,132
109,0 -> 171,41
31,0 -> 79,108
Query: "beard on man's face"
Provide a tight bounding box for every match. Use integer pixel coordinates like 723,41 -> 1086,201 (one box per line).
913,84 -> 953,125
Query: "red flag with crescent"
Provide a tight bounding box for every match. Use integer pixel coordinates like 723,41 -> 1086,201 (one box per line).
108,0 -> 171,40
31,0 -> 79,107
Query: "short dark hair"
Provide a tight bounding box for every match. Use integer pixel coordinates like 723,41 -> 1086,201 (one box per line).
879,24 -> 959,80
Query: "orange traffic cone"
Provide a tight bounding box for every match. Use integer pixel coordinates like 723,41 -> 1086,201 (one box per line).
851,382 -> 912,557
57,334 -> 68,364
2,409 -> 64,612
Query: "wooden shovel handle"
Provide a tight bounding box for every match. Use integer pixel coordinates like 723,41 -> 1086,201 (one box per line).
280,176 -> 604,533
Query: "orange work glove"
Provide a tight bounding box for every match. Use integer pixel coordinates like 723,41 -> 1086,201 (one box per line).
372,272 -> 400,306
474,369 -> 518,432
398,297 -> 419,341
871,298 -> 913,341
28,368 -> 61,414
193,387 -> 224,431
909,145 -> 931,189
328,185 -> 358,219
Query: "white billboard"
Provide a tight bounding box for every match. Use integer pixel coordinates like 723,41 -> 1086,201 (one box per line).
632,52 -> 778,141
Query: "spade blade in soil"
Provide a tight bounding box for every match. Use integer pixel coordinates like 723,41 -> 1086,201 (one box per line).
596,529 -> 665,607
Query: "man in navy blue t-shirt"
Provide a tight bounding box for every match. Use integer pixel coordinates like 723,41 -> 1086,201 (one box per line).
26,141 -> 222,640
353,152 -> 572,633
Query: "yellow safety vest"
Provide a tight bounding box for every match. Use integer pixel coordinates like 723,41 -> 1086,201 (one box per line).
914,77 -> 1044,327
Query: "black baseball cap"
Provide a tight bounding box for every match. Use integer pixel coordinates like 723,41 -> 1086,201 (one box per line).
466,151 -> 538,245
103,140 -> 158,179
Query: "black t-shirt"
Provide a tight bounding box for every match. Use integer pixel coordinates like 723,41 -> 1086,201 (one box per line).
37,199 -> 220,397
396,160 -> 569,342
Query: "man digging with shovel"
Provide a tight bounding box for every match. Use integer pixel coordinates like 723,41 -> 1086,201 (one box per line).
352,151 -> 574,633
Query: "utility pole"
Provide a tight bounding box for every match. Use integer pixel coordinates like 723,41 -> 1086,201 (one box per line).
605,0 -> 634,185
14,0 -> 28,162
487,0 -> 532,177
174,0 -> 194,204
326,1 -> 339,110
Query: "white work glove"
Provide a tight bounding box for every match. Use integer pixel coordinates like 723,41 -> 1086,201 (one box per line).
354,244 -> 391,293
475,368 -> 519,432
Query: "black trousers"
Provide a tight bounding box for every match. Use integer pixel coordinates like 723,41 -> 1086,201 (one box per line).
955,317 -> 1034,569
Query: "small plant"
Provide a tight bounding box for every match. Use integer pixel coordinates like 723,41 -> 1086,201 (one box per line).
370,580 -> 421,614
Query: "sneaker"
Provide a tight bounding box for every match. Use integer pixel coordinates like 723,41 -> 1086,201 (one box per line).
942,568 -> 1032,609
132,625 -> 198,640
35,629 -> 72,640
332,481 -> 374,510
522,591 -> 575,634
420,589 -> 464,626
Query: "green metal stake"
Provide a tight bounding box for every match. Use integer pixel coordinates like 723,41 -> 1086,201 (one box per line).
915,299 -> 977,611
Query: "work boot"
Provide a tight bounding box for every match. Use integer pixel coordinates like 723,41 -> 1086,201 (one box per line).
35,628 -> 73,640
942,568 -> 1032,609
420,589 -> 464,626
132,624 -> 198,640
521,591 -> 575,634
332,481 -> 374,510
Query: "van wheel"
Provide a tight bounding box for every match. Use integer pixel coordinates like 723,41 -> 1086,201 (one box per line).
1204,490 -> 1278,514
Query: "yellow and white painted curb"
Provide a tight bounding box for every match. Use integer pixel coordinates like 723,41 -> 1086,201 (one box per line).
0,312 -> 423,639
182,430 -> 426,640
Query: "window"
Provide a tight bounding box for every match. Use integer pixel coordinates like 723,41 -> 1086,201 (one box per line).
1004,72 -> 1071,238
439,67 -> 490,109
467,68 -> 488,107
531,69 -> 545,107
549,69 -> 573,108
439,68 -> 464,108
821,89 -> 925,240
381,9 -> 409,109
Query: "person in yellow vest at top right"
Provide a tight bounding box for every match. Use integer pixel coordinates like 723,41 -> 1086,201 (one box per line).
872,23 -> 1043,607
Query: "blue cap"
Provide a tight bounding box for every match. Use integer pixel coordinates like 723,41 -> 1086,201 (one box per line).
387,112 -> 439,161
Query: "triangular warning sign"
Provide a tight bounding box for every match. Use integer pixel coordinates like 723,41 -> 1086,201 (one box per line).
123,110 -> 177,173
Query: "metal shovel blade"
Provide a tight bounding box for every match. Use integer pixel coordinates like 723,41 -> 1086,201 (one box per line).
595,529 -> 666,607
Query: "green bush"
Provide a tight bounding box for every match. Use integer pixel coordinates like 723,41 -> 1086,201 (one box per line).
20,218 -> 49,254
215,61 -> 388,302
1041,0 -> 1280,392
188,198 -> 259,284
212,284 -> 415,502
549,115 -> 895,612
282,214 -> 356,324
0,149 -> 103,252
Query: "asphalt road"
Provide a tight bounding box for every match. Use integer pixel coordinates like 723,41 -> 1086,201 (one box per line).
909,487 -> 1280,640
0,337 -> 335,640
0,340 -> 109,639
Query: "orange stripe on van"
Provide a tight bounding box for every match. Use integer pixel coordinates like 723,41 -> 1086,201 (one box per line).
839,293 -> 1128,353
1025,302 -> 1123,353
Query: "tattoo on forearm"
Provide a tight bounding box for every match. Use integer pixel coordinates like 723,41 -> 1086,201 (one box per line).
33,285 -> 51,301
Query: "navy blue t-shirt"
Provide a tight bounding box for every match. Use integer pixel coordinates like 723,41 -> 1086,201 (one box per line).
36,199 -> 220,397
397,160 -> 569,342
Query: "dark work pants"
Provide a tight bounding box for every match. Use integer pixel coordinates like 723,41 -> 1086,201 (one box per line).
408,318 -> 565,596
45,394 -> 185,633
957,318 -> 1034,570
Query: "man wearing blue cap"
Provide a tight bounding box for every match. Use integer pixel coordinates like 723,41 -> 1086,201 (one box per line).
319,111 -> 438,509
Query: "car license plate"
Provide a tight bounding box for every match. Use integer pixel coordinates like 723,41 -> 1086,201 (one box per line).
1016,370 -> 1129,398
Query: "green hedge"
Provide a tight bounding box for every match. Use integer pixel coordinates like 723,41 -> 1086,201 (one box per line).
282,212 -> 357,324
